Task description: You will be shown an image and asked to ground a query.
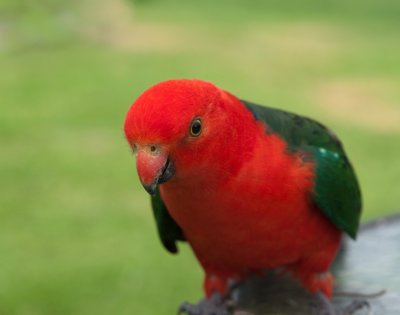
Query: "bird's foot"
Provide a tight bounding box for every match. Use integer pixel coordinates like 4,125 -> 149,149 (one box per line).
311,292 -> 337,315
341,299 -> 370,315
312,292 -> 371,315
178,292 -> 235,315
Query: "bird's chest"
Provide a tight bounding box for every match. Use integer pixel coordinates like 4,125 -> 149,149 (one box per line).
160,176 -> 319,269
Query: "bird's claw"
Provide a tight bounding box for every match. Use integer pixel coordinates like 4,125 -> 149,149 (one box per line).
178,302 -> 202,315
341,299 -> 370,315
178,292 -> 235,315
312,292 -> 371,315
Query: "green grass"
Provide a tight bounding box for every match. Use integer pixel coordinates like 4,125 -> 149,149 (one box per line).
1,0 -> 399,314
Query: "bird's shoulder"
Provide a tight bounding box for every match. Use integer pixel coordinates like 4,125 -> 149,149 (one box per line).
241,100 -> 362,239
241,100 -> 343,153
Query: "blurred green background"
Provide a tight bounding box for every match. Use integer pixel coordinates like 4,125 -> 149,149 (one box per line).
1,0 -> 399,314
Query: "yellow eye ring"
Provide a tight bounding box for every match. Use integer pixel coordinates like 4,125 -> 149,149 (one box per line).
189,118 -> 202,137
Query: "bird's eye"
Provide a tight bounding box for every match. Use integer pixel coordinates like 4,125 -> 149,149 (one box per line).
190,118 -> 202,137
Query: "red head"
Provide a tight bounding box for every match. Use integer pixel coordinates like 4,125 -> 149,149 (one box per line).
124,79 -> 258,194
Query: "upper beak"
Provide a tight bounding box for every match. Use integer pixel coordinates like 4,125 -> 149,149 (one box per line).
135,145 -> 175,195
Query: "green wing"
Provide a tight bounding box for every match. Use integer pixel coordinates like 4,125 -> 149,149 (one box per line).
242,100 -> 362,239
150,188 -> 185,253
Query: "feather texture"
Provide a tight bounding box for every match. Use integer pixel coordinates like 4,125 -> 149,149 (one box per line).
242,100 -> 362,238
124,79 -> 362,299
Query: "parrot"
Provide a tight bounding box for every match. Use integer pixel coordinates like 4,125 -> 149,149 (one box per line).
123,79 -> 362,315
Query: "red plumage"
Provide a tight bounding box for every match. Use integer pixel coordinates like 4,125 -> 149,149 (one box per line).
124,79 -> 342,299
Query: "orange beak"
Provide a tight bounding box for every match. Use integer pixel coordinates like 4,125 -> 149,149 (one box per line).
136,145 -> 174,195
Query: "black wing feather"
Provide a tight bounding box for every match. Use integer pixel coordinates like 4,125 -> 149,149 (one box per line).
150,188 -> 185,253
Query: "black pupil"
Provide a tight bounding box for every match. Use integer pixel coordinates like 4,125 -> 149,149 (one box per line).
191,120 -> 201,135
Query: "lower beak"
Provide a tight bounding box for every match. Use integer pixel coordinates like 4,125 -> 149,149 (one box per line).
136,149 -> 174,195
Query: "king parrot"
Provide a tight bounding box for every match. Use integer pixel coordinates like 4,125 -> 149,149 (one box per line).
123,79 -> 362,314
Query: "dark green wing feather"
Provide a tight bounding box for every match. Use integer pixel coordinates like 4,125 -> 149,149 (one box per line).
242,100 -> 362,239
151,188 -> 185,253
